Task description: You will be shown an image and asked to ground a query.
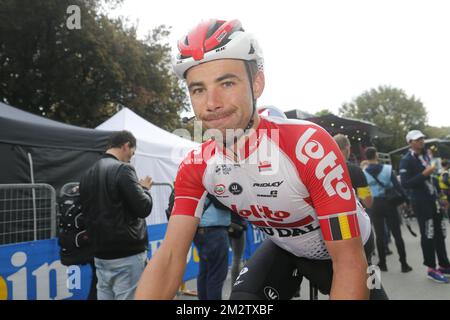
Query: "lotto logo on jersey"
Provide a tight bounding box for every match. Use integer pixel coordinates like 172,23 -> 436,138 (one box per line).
230,204 -> 290,222
295,127 -> 351,201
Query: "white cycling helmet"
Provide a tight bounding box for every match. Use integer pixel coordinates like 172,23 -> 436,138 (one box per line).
173,19 -> 264,79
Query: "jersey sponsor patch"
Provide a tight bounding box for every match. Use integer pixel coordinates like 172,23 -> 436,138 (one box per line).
258,161 -> 272,172
319,213 -> 360,241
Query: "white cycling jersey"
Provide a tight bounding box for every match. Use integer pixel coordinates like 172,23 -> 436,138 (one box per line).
172,116 -> 371,259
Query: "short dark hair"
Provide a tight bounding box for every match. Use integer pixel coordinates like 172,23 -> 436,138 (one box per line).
365,147 -> 377,160
107,130 -> 136,149
247,60 -> 259,81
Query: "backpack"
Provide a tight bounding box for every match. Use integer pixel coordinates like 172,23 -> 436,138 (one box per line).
366,166 -> 407,207
57,183 -> 94,266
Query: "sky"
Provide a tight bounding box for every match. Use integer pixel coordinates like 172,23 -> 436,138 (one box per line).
109,0 -> 450,127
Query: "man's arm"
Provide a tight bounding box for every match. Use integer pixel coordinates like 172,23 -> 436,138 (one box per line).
135,215 -> 199,299
325,237 -> 369,300
390,171 -> 409,204
290,124 -> 369,299
118,165 -> 153,218
399,157 -> 433,189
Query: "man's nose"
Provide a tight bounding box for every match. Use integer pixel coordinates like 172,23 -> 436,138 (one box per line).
206,88 -> 223,111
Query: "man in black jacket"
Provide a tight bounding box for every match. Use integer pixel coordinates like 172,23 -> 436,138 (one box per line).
80,130 -> 153,299
400,130 -> 450,283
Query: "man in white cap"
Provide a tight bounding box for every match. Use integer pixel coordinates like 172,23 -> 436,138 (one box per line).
400,129 -> 450,283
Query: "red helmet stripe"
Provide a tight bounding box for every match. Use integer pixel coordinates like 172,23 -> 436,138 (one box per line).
204,19 -> 240,52
179,20 -> 214,61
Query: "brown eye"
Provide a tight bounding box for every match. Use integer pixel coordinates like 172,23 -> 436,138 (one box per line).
192,87 -> 204,95
222,81 -> 234,88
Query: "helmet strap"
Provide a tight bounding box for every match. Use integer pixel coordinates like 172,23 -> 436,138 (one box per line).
244,61 -> 256,131
222,61 -> 257,149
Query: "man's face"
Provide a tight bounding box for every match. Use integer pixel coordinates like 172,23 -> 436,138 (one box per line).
185,59 -> 264,136
122,143 -> 135,163
410,137 -> 425,151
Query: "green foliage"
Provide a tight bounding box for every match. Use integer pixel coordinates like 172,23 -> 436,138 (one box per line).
0,0 -> 188,131
339,85 -> 427,152
314,109 -> 334,117
423,126 -> 450,140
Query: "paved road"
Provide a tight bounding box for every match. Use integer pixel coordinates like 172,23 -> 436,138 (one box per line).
178,219 -> 450,300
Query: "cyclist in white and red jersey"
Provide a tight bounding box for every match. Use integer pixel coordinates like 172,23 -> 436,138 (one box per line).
135,19 -> 387,300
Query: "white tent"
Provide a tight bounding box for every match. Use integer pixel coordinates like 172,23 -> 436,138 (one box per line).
96,108 -> 198,225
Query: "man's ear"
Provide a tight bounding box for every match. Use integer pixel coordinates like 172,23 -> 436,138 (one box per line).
121,142 -> 130,151
252,71 -> 265,99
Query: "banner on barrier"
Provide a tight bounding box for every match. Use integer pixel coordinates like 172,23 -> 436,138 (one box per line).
0,223 -> 265,300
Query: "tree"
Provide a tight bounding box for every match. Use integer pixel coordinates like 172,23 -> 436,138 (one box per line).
0,0 -> 188,131
339,86 -> 427,152
423,126 -> 450,140
314,109 -> 334,117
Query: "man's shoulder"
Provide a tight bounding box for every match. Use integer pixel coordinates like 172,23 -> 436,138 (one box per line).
347,162 -> 363,172
347,162 -> 365,177
179,139 -> 216,167
97,156 -> 130,174
260,116 -> 333,153
175,140 -> 215,187
400,151 -> 413,161
260,116 -> 322,133
347,162 -> 368,187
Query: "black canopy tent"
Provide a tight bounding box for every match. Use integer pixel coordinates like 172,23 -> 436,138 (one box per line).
301,114 -> 391,144
285,110 -> 390,162
0,102 -> 114,191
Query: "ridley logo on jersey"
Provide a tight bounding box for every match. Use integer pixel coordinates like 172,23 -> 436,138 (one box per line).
295,127 -> 351,201
253,181 -> 283,188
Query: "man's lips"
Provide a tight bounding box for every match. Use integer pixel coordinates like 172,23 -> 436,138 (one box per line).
202,111 -> 235,122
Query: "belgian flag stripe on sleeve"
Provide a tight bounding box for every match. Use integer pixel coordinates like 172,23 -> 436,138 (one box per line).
319,219 -> 333,241
347,213 -> 361,237
338,215 -> 352,240
320,213 -> 360,241
330,217 -> 343,240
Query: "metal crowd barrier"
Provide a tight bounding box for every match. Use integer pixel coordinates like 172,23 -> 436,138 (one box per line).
0,183 -> 56,245
147,182 -> 174,225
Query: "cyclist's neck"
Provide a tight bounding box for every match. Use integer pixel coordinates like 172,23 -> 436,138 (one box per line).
219,114 -> 261,162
